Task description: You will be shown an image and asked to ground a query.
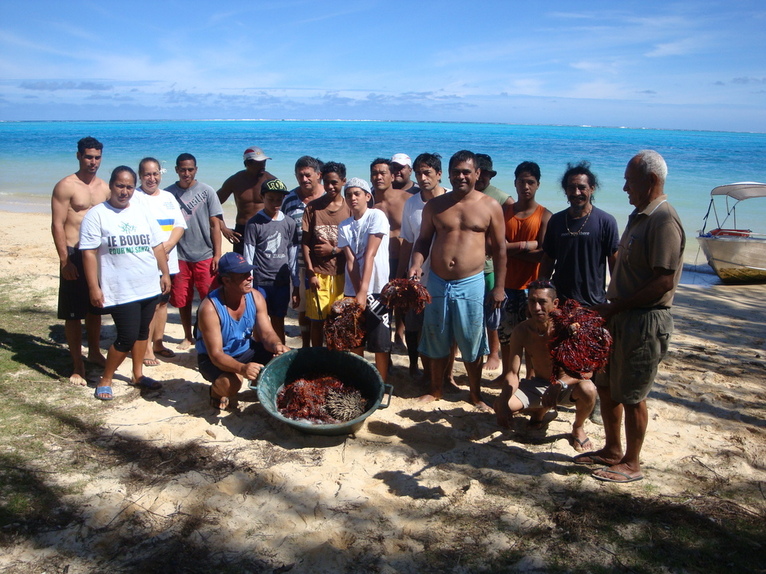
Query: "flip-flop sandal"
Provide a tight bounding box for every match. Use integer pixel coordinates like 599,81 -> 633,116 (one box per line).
94,385 -> 113,401
209,388 -> 237,411
155,348 -> 176,358
131,376 -> 162,390
573,452 -> 612,465
571,435 -> 593,453
592,467 -> 644,483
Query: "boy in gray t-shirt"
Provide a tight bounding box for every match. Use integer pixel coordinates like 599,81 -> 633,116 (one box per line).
243,179 -> 299,343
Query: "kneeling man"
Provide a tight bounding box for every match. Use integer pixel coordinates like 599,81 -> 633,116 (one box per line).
494,280 -> 596,451
197,252 -> 289,410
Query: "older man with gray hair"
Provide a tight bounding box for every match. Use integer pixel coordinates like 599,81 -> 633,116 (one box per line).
575,150 -> 685,484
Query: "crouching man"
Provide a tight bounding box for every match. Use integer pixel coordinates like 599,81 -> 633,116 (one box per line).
196,252 -> 289,410
494,280 -> 597,451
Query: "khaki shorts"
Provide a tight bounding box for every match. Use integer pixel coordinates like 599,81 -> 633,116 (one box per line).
596,308 -> 672,405
305,272 -> 344,321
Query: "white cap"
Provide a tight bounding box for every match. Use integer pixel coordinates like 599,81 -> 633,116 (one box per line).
243,146 -> 271,162
390,153 -> 412,167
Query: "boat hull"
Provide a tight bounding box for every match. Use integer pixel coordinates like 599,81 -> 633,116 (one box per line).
697,235 -> 766,283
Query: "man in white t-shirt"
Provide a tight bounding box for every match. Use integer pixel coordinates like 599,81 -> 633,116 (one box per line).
337,178 -> 391,381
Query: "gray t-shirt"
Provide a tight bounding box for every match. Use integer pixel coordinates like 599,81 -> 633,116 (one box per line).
243,210 -> 299,287
166,181 -> 223,262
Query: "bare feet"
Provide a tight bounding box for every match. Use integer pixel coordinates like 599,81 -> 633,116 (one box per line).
471,399 -> 493,412
143,358 -> 160,367
417,393 -> 441,403
483,355 -> 501,373
69,371 -> 87,386
177,339 -> 193,351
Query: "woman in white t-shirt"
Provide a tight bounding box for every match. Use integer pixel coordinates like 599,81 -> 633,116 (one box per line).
136,157 -> 186,366
80,166 -> 171,400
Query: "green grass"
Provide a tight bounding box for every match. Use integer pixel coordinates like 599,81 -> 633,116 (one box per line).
0,278 -> 105,535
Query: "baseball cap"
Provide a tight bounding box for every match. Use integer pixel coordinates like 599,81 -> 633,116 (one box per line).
218,252 -> 257,275
475,153 -> 497,177
243,146 -> 271,162
344,177 -> 372,194
261,178 -> 289,194
390,153 -> 412,167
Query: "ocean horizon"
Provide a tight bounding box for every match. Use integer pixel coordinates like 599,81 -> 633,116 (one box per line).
2,119 -> 764,276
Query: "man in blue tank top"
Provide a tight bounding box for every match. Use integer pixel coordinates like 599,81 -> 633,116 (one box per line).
196,252 -> 289,411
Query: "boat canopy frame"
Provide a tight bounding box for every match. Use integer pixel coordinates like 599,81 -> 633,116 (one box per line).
700,182 -> 766,235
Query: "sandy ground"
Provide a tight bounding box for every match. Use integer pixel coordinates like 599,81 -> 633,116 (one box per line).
1,211 -> 765,572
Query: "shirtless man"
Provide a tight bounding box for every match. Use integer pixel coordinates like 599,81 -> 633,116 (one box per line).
494,280 -> 597,451
409,150 -> 506,409
216,146 -> 277,254
371,157 -> 411,349
51,136 -> 109,384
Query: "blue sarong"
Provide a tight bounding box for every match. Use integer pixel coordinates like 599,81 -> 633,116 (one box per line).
419,271 -> 488,362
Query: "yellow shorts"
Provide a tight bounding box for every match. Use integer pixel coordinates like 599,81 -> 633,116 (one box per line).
305,273 -> 345,320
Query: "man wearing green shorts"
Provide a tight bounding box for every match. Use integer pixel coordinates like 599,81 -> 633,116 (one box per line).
578,150 -> 685,484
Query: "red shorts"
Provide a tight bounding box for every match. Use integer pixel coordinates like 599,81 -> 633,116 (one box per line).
170,258 -> 216,308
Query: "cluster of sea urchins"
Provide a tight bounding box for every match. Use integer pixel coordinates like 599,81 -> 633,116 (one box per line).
548,299 -> 612,381
277,375 -> 367,423
324,297 -> 365,351
379,278 -> 432,314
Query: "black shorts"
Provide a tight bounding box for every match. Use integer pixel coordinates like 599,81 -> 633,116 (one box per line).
57,247 -> 97,320
233,223 -> 246,255
197,340 -> 273,383
362,293 -> 392,354
104,295 -> 159,353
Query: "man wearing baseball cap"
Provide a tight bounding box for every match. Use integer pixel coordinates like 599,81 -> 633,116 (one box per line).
216,146 -> 277,255
390,153 -> 420,194
196,251 -> 289,411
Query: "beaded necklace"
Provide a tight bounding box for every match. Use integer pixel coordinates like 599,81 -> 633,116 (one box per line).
565,208 -> 592,236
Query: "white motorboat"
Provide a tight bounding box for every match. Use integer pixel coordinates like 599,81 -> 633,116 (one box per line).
697,182 -> 766,283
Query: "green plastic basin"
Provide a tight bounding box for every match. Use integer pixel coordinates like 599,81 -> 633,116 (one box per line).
251,347 -> 392,435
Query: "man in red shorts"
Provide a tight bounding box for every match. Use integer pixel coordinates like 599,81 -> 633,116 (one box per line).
166,153 -> 223,349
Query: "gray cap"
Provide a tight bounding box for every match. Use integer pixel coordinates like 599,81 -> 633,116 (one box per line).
344,177 -> 372,194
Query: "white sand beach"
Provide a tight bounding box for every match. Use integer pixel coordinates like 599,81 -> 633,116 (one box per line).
1,211 -> 765,572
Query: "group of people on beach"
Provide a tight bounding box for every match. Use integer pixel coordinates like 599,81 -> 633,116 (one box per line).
52,136 -> 685,484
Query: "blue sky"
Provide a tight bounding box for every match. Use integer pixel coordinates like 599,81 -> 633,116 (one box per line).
1,1 -> 764,131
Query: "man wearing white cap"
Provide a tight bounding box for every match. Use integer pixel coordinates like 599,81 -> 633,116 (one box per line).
390,153 -> 420,194
216,146 -> 277,255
